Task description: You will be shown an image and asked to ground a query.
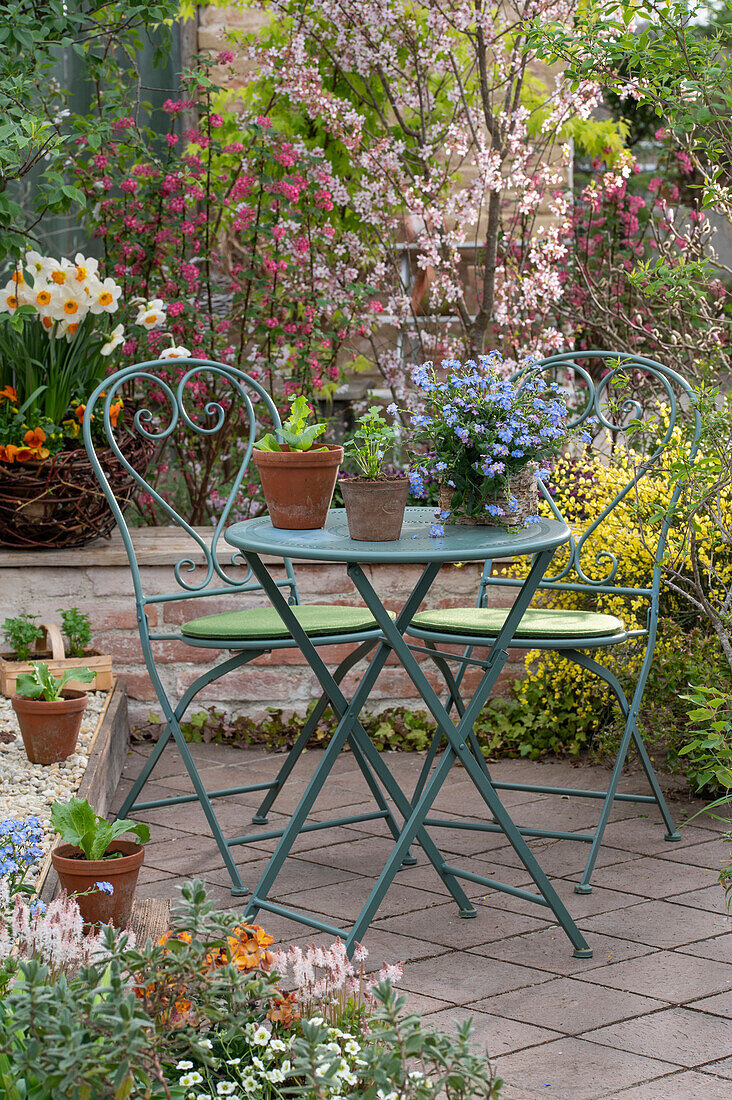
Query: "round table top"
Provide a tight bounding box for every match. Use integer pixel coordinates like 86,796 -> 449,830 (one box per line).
225,507 -> 570,565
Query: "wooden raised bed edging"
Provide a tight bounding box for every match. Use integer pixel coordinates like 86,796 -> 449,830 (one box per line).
0,623 -> 113,696
38,678 -> 130,904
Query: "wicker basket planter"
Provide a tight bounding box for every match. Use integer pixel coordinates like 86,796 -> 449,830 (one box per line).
439,466 -> 538,528
0,432 -> 154,550
0,624 -> 113,697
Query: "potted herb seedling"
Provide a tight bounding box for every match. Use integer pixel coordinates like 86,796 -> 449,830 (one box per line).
253,395 -> 344,529
0,609 -> 113,696
340,405 -> 409,540
50,796 -> 150,928
12,662 -> 95,765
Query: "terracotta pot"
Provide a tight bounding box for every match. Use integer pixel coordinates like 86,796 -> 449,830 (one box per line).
51,840 -> 144,929
11,689 -> 88,765
253,444 -> 344,529
439,465 -> 538,527
340,477 -> 410,541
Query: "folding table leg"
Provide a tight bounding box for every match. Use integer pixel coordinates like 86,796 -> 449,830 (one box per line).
241,554 -> 475,930
252,640 -> 377,824
347,553 -> 592,957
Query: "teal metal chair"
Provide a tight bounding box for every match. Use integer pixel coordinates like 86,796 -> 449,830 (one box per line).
406,351 -> 702,892
82,359 -> 403,895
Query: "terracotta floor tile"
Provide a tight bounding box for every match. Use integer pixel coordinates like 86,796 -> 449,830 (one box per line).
424,1007 -> 560,1057
684,989 -> 732,1017
398,950 -> 554,1002
677,932 -> 732,963
476,927 -> 653,976
475,976 -> 665,1035
613,1069 -> 732,1098
373,898 -> 548,948
702,1055 -> 732,1080
583,855 -> 716,900
576,949 -> 732,1002
583,1005 -> 732,1067
581,898 -> 729,949
667,883 -> 730,914
496,1036 -> 678,1100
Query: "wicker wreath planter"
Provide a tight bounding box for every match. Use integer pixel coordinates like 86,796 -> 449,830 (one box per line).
0,433 -> 155,550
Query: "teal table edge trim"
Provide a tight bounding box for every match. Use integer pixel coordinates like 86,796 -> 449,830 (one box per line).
224,507 -> 570,564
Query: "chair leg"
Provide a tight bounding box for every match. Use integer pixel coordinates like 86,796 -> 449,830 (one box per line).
410,641 -> 465,806
167,714 -> 248,895
117,649 -> 263,820
144,664 -> 249,895
566,650 -> 679,892
119,649 -> 275,896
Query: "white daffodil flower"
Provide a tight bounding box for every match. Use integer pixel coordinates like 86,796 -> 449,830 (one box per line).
159,345 -> 191,360
88,276 -> 122,315
135,298 -> 167,329
101,324 -> 125,356
72,252 -> 100,285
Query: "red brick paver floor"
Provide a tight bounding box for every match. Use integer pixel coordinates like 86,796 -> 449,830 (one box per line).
113,745 -> 732,1099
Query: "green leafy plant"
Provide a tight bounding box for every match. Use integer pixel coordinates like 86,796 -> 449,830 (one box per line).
1,613 -> 42,660
15,661 -> 94,701
50,796 -> 150,861
0,879 -> 503,1099
678,685 -> 732,908
679,685 -> 732,795
343,404 -> 399,479
254,394 -> 328,452
59,607 -> 92,658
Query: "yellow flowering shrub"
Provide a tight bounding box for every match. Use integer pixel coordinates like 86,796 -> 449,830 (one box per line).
504,429 -> 732,765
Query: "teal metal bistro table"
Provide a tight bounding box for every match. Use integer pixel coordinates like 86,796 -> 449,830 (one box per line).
225,506 -> 592,958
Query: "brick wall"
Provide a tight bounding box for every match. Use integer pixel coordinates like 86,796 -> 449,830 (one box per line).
0,528 -> 525,725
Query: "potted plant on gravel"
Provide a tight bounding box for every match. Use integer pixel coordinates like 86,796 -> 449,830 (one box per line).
0,609 -> 113,696
11,661 -> 95,765
50,796 -> 150,929
340,405 -> 409,540
253,394 -> 344,529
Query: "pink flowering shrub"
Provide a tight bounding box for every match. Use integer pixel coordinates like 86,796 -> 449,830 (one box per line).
228,0 -> 620,402
77,69 -> 374,396
75,61 -> 376,522
561,150 -> 729,373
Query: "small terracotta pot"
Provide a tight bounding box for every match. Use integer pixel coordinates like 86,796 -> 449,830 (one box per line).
51,840 -> 144,929
253,444 -> 344,529
340,476 -> 410,541
11,689 -> 88,765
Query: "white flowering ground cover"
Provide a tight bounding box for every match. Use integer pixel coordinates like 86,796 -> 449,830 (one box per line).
0,690 -> 109,889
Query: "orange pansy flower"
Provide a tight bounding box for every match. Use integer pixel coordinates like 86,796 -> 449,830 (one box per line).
23,427 -> 46,448
75,405 -> 86,422
0,386 -> 17,403
109,400 -> 123,428
10,446 -> 34,463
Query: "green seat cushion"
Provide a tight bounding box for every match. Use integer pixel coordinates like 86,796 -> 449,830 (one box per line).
410,607 -> 625,640
182,604 -> 386,641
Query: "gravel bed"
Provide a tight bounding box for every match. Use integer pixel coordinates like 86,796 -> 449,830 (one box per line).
0,691 -> 108,886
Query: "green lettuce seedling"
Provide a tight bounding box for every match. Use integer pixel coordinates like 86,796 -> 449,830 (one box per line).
50,796 -> 150,861
254,394 -> 327,452
15,661 -> 95,701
